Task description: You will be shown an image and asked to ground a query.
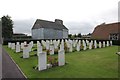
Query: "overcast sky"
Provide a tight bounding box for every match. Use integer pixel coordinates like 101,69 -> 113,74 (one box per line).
0,0 -> 119,35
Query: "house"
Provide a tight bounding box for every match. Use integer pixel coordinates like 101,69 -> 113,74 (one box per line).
12,33 -> 31,40
91,22 -> 120,40
31,19 -> 68,39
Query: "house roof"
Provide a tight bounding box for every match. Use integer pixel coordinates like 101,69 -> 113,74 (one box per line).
32,19 -> 68,30
91,22 -> 120,40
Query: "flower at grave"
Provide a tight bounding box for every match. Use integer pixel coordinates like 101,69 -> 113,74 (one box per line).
54,49 -> 58,54
24,45 -> 28,47
47,56 -> 58,67
80,45 -> 83,50
92,45 -> 94,49
101,44 -> 103,48
46,50 -> 50,55
64,42 -> 68,53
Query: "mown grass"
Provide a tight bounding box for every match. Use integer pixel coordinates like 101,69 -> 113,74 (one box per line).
3,45 -> 118,78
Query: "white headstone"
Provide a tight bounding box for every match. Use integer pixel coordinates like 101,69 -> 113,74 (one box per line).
69,42 -> 73,52
16,42 -> 20,53
50,44 -> 54,55
61,40 -> 64,49
58,50 -> 65,66
110,41 -> 112,46
89,42 -> 92,49
24,41 -> 27,45
8,42 -> 11,48
83,42 -> 87,50
107,41 -> 109,47
50,40 -> 53,44
21,43 -> 24,49
46,41 -> 50,50
41,40 -> 46,47
86,40 -> 89,46
57,40 -> 60,46
94,40 -> 97,49
38,52 -> 47,71
53,40 -> 58,49
103,41 -> 105,47
31,41 -> 33,47
11,43 -> 15,50
73,40 -> 76,47
28,42 -> 33,52
37,42 -> 42,56
76,42 -> 80,51
78,40 -> 81,49
23,45 -> 29,58
99,42 -> 102,48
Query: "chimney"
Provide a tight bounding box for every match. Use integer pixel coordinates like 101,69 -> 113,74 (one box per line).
55,19 -> 63,25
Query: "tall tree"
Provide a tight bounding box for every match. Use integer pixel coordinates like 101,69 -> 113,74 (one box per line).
2,15 -> 13,39
68,34 -> 72,38
77,33 -> 82,38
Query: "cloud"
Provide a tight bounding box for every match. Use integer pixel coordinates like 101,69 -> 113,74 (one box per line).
12,7 -> 118,36
64,21 -> 95,35
13,19 -> 35,35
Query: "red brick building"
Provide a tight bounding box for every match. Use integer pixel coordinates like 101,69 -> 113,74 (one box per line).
91,22 -> 120,40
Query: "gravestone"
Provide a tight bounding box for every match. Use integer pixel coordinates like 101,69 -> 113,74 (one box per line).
57,40 -> 60,46
38,52 -> 47,71
110,41 -> 112,46
53,40 -> 58,49
79,40 -> 81,50
8,42 -> 11,48
76,42 -> 80,51
107,41 -> 109,47
31,41 -> 34,47
89,42 -> 92,49
50,40 -> 53,44
16,42 -> 20,53
41,40 -> 46,47
37,42 -> 42,56
69,42 -> 73,52
50,44 -> 54,55
46,40 -> 50,50
28,42 -> 33,52
94,40 -> 97,49
73,40 -> 76,48
24,41 -> 27,45
83,42 -> 87,50
99,42 -> 102,48
86,40 -> 89,46
11,43 -> 15,50
103,41 -> 105,47
58,50 -> 65,66
23,45 -> 29,58
21,43 -> 24,49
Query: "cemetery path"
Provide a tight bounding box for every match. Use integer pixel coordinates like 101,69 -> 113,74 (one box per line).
2,48 -> 27,79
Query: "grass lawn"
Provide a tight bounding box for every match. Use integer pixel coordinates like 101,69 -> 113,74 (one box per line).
3,45 -> 118,78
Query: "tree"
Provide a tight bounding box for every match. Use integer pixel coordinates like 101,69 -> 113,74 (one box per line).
87,33 -> 92,36
2,15 -> 13,39
68,34 -> 72,38
77,33 -> 82,38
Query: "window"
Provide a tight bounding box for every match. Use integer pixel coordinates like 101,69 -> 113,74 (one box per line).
109,33 -> 119,40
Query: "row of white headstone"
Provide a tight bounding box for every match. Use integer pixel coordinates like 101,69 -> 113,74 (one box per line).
8,40 -> 113,58
8,40 -> 65,71
65,40 -> 112,52
8,40 -> 112,71
38,45 -> 65,71
37,40 -> 65,71
8,41 -> 34,58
